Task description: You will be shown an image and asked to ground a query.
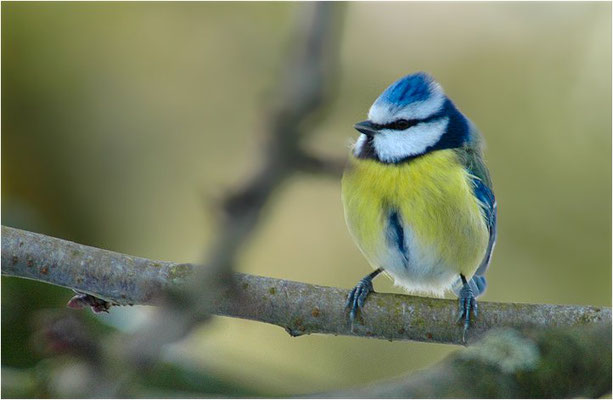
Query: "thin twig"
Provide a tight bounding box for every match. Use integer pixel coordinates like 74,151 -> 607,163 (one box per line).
296,152 -> 346,178
2,225 -> 610,346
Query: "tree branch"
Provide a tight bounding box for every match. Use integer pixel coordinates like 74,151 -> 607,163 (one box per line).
3,225 -> 610,346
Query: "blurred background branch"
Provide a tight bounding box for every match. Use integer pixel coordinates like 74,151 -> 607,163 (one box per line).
321,323 -> 612,398
2,225 -> 611,347
116,1 -> 346,368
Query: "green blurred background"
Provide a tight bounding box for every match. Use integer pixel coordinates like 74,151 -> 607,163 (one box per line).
2,2 -> 611,397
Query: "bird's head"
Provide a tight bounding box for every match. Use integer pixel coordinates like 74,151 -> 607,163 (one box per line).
353,72 -> 471,163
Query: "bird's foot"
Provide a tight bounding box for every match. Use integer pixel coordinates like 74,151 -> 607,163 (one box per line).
345,277 -> 375,323
456,283 -> 477,342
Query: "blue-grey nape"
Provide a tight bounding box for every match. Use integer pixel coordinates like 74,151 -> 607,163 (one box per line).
376,72 -> 437,107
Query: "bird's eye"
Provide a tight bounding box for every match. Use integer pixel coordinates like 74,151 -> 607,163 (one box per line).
394,119 -> 410,130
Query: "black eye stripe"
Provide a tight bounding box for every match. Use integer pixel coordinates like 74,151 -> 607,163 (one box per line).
373,111 -> 445,131
373,119 -> 419,131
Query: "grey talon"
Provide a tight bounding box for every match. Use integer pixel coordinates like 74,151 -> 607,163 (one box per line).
346,268 -> 383,323
457,276 -> 478,337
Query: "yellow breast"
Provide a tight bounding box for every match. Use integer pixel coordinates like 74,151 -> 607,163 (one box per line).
341,149 -> 489,288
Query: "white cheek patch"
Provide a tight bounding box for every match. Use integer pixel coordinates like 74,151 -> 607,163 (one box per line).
352,134 -> 368,156
373,117 -> 449,162
368,90 -> 446,125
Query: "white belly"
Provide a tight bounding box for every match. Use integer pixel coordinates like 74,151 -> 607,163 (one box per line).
372,221 -> 459,297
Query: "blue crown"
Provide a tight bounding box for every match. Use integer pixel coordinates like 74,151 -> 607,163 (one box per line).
375,72 -> 437,107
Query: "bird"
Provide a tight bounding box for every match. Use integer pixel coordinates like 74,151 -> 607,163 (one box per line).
341,72 -> 496,336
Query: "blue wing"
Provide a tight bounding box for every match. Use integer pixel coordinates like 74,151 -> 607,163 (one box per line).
452,143 -> 497,297
471,174 -> 497,277
452,173 -> 496,297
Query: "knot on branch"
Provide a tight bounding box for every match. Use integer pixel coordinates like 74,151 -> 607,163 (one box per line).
67,292 -> 113,314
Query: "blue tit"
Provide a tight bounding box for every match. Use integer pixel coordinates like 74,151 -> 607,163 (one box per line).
342,72 -> 496,334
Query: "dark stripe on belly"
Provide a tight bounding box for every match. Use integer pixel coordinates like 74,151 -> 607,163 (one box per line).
387,211 -> 408,260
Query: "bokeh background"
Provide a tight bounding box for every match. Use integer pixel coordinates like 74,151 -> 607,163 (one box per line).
2,2 -> 611,397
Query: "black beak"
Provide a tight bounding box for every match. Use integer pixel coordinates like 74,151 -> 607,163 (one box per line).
354,120 -> 379,136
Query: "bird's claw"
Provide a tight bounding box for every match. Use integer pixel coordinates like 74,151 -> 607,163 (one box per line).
345,277 -> 374,323
456,284 -> 477,341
